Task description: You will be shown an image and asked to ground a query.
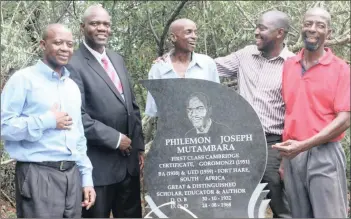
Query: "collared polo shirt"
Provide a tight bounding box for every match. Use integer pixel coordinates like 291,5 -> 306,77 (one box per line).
282,47 -> 350,142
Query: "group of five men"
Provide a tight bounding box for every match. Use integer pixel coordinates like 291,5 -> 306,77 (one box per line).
1,4 -> 349,219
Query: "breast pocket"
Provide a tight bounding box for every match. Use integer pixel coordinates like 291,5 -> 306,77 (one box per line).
26,83 -> 57,113
62,85 -> 82,119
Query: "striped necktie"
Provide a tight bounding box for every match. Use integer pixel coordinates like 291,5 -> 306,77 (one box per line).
101,57 -> 123,94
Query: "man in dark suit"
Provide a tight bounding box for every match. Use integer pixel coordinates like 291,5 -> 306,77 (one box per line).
65,5 -> 144,218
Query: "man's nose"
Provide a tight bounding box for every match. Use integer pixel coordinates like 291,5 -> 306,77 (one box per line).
308,23 -> 317,32
97,24 -> 107,31
192,32 -> 197,39
254,28 -> 260,35
60,43 -> 69,51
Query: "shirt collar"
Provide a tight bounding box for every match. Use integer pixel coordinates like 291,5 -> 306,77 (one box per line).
160,52 -> 205,76
35,60 -> 70,80
252,44 -> 291,61
83,40 -> 107,61
293,47 -> 334,65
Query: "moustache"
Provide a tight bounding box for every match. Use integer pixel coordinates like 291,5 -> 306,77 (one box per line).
302,32 -> 320,51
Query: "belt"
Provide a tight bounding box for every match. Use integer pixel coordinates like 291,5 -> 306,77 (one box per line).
35,161 -> 76,171
265,133 -> 282,142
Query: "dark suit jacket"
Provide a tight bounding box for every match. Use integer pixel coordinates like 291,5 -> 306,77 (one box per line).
66,43 -> 144,186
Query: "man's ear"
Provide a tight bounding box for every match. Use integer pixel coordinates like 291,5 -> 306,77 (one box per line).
277,28 -> 285,39
80,22 -> 85,34
326,28 -> 332,40
170,33 -> 176,43
39,40 -> 46,51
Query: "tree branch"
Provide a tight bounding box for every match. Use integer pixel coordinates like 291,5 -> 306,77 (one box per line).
158,0 -> 189,56
147,5 -> 160,46
233,2 -> 255,28
110,0 -> 118,20
73,0 -> 78,19
0,159 -> 15,165
6,2 -> 22,42
1,190 -> 16,208
332,10 -> 350,16
340,17 -> 350,36
325,35 -> 351,46
55,1 -> 72,23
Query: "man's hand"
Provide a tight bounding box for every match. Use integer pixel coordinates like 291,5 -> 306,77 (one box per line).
119,134 -> 132,154
139,151 -> 145,170
50,103 -> 72,130
82,186 -> 96,210
152,50 -> 172,64
272,140 -> 305,159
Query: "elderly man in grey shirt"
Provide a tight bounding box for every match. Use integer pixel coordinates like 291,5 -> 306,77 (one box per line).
145,18 -> 220,117
215,11 -> 294,218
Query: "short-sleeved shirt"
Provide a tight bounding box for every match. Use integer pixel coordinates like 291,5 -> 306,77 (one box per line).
282,47 -> 351,142
145,52 -> 220,117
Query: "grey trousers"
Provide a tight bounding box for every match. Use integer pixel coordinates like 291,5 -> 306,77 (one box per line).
15,162 -> 82,218
283,141 -> 348,218
262,135 -> 292,218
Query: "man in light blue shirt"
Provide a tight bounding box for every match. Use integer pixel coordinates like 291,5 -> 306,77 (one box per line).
145,18 -> 220,117
1,24 -> 95,218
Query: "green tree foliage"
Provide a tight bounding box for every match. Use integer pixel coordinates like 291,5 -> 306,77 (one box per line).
1,1 -> 350,105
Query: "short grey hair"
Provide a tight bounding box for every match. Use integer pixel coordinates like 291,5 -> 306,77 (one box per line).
81,4 -> 108,24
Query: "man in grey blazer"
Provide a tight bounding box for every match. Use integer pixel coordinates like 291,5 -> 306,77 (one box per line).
66,5 -> 144,218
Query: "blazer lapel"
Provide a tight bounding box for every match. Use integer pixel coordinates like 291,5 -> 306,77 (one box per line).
80,43 -> 127,107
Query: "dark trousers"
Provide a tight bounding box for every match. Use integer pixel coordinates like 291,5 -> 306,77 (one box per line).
15,161 -> 81,218
262,134 -> 292,218
82,173 -> 142,218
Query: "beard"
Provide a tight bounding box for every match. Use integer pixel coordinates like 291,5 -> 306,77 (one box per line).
257,39 -> 275,53
302,32 -> 321,51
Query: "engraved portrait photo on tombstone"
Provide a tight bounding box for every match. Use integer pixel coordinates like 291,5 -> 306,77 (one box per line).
185,92 -> 231,137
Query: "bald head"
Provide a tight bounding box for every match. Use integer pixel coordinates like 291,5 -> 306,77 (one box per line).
260,10 -> 290,35
169,18 -> 196,34
42,23 -> 71,40
168,18 -> 197,53
304,7 -> 331,27
82,5 -> 110,24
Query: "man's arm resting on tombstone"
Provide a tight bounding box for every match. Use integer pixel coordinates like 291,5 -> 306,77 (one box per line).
66,63 -> 122,150
1,72 -> 56,142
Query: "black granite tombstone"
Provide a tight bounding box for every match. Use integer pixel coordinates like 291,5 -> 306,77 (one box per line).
141,79 -> 269,218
